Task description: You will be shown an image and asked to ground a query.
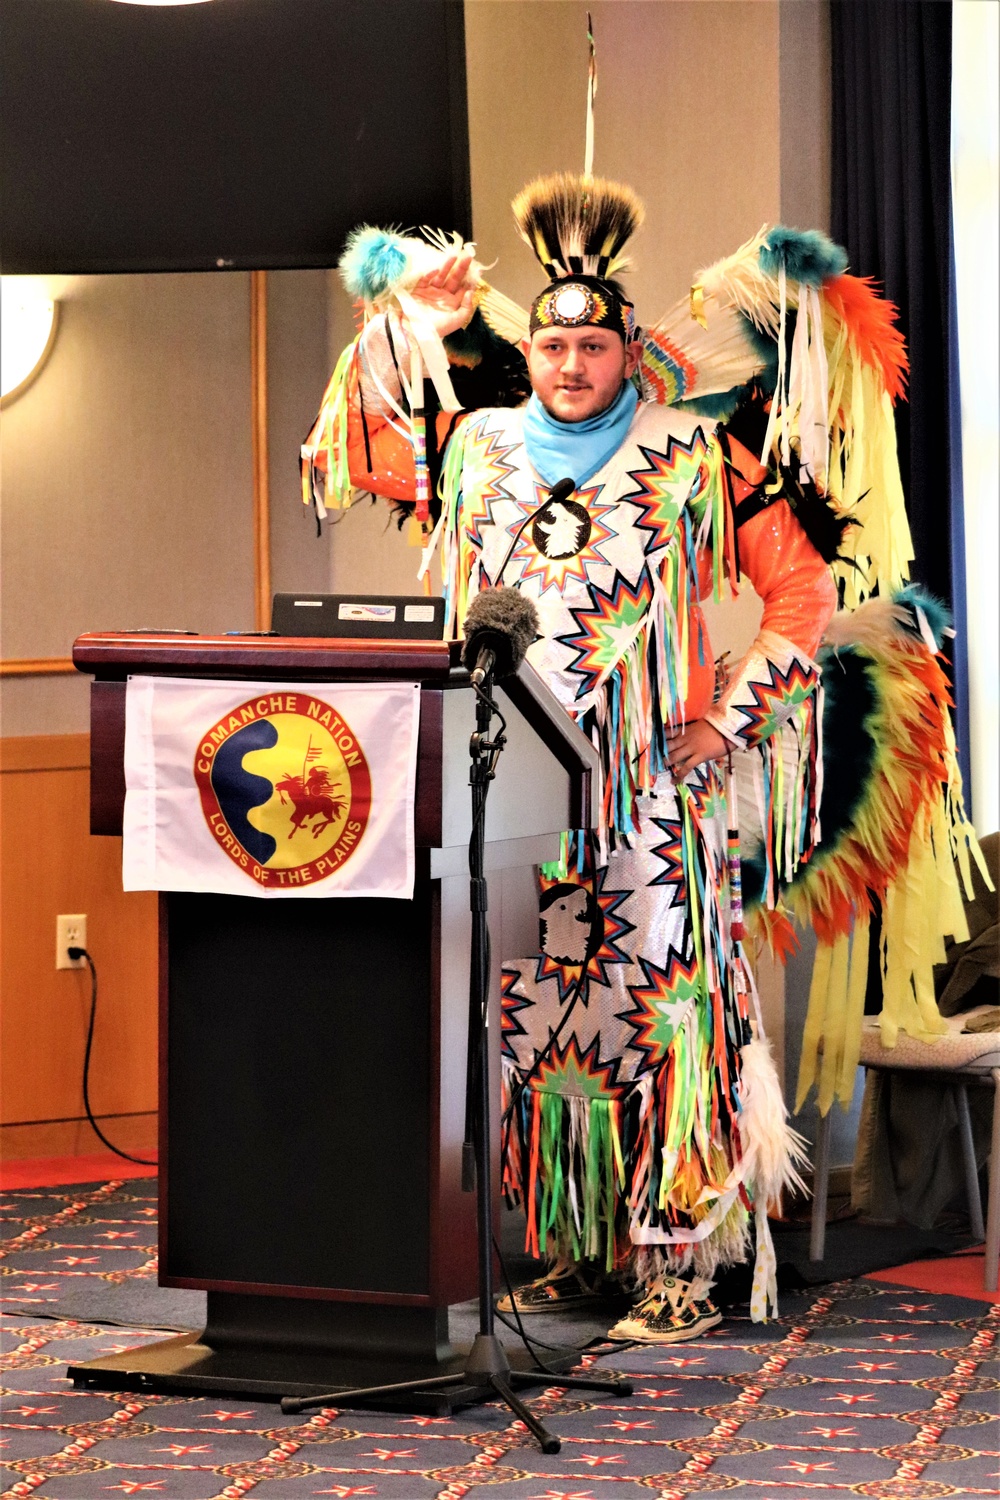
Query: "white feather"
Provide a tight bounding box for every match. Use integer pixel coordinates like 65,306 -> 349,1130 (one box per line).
822,596 -> 913,653
737,1036 -> 809,1212
479,285 -> 531,345
641,297 -> 766,402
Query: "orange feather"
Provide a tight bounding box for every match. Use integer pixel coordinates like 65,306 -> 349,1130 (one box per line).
824,274 -> 909,404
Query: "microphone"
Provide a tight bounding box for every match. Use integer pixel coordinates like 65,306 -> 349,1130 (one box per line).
461,586 -> 539,686
495,476 -> 576,585
545,476 -> 576,507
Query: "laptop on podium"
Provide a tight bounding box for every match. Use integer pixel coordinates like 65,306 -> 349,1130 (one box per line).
271,593 -> 445,640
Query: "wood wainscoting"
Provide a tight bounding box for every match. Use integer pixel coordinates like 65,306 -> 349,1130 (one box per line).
0,734 -> 158,1160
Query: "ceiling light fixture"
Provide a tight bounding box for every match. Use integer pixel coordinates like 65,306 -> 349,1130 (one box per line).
0,281 -> 59,405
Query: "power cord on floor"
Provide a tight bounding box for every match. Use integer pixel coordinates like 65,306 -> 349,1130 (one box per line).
491,1232 -> 638,1369
68,946 -> 157,1167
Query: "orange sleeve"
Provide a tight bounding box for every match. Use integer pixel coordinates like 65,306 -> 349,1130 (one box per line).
738,499 -> 838,658
703,496 -> 836,749
346,358 -> 462,503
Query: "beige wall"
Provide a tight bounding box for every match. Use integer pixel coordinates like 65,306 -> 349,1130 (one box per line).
0,269 -> 332,1149
466,0 -> 783,314
1,3 -> 832,732
780,0 -> 832,232
267,272 -> 339,600
1,269 -> 331,737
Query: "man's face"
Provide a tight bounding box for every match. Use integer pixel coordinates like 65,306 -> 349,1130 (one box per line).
522,325 -> 642,423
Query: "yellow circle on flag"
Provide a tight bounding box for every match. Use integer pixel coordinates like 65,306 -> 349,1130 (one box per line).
242,712 -> 352,868
193,693 -> 371,889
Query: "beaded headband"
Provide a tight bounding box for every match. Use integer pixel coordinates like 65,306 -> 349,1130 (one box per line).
529,274 -> 636,340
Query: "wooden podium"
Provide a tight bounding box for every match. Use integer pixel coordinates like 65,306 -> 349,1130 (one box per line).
67,631 -> 597,1405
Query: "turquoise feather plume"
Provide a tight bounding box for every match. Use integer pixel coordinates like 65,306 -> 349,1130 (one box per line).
759,227 -> 848,286
339,227 -> 409,302
895,584 -> 951,649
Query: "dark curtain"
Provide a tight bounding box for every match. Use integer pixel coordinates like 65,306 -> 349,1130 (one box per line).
830,0 -> 953,600
831,0 -> 970,791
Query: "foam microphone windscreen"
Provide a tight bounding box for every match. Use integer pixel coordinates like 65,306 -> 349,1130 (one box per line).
547,477 -> 576,505
461,586 -> 539,679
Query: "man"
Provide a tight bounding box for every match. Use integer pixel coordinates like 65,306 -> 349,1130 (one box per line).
304,175 -> 839,1341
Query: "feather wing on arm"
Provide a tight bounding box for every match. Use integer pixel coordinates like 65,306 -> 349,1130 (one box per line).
301,227 -> 531,523
647,226 -> 913,607
639,296 -> 769,409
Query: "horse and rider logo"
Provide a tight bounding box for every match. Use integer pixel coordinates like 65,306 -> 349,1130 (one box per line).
193,693 -> 371,888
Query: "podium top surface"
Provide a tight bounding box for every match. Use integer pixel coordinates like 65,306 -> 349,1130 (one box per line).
72,632 -> 457,681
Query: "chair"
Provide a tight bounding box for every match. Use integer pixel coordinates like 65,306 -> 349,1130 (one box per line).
809,1015 -> 1000,1290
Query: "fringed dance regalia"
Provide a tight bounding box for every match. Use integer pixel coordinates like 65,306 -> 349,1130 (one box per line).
440,397 -> 831,1314
301,175 -> 990,1323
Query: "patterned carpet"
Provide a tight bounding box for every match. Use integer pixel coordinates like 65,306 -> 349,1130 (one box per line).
2,1180 -> 999,1499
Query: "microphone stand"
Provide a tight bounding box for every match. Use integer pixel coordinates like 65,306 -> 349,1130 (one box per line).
282,664 -> 633,1451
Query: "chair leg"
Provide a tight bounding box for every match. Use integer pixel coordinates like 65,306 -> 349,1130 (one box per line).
810,1108 -> 833,1262
985,1070 -> 1000,1294
954,1082 -> 986,1242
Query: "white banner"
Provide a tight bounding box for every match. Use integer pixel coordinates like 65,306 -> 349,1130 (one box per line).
123,677 -> 420,899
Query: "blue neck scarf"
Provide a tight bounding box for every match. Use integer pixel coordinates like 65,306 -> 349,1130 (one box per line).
521,381 -> 639,490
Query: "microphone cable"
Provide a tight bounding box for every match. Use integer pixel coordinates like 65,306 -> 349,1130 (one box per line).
68,946 -> 157,1167
490,1233 -> 640,1373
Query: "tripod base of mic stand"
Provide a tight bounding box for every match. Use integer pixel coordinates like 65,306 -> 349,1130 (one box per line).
281,1334 -> 633,1435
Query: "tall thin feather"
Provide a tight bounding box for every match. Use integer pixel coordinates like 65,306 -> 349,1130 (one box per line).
584,12 -> 597,179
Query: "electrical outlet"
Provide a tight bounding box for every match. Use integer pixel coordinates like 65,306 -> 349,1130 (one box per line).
56,914 -> 87,969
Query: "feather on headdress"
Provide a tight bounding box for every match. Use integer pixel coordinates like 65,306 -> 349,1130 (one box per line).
511,173 -> 644,281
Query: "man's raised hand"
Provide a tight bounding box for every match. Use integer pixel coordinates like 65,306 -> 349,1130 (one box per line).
407,245 -> 478,339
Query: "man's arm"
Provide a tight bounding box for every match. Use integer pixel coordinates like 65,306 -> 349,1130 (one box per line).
665,434 -> 836,777
704,493 -> 836,750
343,315 -> 462,503
350,248 -> 482,500
304,249 -> 479,508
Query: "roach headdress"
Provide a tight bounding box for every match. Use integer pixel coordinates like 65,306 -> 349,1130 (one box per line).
512,173 -> 645,339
